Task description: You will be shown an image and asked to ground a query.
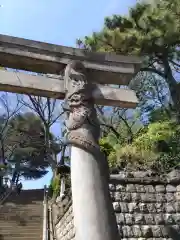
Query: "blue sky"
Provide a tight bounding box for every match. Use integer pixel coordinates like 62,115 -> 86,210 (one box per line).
0,0 -> 136,189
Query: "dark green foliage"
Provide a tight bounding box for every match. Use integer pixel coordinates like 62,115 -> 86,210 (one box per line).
48,173 -> 71,198
78,0 -> 180,121
49,174 -> 60,198
0,111 -> 59,181
100,119 -> 180,173
75,0 -> 180,174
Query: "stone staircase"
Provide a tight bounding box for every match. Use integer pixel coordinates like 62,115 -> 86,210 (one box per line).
0,189 -> 44,240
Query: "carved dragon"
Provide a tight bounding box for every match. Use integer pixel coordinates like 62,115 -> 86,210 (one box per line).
63,60 -> 101,155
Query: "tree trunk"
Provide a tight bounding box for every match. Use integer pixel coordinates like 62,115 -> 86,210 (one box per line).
163,58 -> 180,122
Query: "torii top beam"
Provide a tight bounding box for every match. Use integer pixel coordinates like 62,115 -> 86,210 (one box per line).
0,34 -> 141,85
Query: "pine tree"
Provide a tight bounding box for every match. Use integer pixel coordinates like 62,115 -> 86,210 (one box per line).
77,0 -> 180,120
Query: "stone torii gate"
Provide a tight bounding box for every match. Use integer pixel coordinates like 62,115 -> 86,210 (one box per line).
0,34 -> 141,240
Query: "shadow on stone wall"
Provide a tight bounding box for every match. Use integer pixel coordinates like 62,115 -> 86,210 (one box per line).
167,226 -> 180,240
0,234 -> 4,240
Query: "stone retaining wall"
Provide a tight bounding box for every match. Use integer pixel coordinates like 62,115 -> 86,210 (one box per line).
110,170 -> 180,239
55,205 -> 75,240
54,170 -> 180,240
52,193 -> 75,240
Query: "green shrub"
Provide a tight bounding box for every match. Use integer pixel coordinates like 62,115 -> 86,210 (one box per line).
49,174 -> 60,198
134,121 -> 177,151
116,144 -> 159,171
101,120 -> 180,173
99,137 -> 118,168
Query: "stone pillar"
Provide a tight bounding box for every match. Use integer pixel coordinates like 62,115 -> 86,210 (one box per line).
63,60 -> 119,240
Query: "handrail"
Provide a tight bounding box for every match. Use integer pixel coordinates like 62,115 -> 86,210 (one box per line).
43,185 -> 48,240
49,202 -> 56,240
0,188 -> 12,205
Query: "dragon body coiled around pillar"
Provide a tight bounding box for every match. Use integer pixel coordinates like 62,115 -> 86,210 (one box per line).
63,60 -> 101,154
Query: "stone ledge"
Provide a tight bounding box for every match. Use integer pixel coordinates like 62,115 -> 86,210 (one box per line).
110,170 -> 180,184
119,239 -> 173,240
118,224 -> 180,238
115,213 -> 180,225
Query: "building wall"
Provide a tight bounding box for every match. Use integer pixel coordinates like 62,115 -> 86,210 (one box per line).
54,170 -> 180,240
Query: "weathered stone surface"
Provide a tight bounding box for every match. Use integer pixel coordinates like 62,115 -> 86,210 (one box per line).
116,184 -> 126,192
118,171 -> 130,179
175,191 -> 180,201
167,169 -> 180,182
174,201 -> 180,212
147,203 -> 156,213
156,203 -> 165,213
154,214 -> 164,225
151,225 -> 162,237
166,193 -> 175,202
129,202 -> 139,213
141,193 -> 156,202
156,185 -> 166,193
122,226 -> 133,237
156,193 -> 166,202
131,192 -> 141,202
165,203 -> 176,213
170,224 -> 180,232
55,204 -> 75,240
134,213 -> 144,224
110,191 -> 115,201
164,214 -> 175,224
113,202 -> 121,212
125,213 -> 133,225
116,213 -> 124,224
132,225 -> 142,237
144,214 -> 155,225
117,225 -> 123,237
121,192 -> 131,202
166,184 -> 176,193
141,225 -> 153,238
160,225 -> 169,237
126,184 -> 136,192
55,170 -> 180,240
176,184 -> 180,192
172,213 -> 180,224
109,184 -> 116,191
144,185 -> 155,193
114,191 -> 121,201
135,184 -> 146,192
120,202 -> 128,212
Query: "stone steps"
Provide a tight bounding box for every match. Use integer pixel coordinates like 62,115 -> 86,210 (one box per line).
0,189 -> 44,240
0,237 -> 41,240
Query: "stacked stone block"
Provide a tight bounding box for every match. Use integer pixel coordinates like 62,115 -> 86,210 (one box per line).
53,193 -> 75,240
55,170 -> 180,240
110,170 -> 180,239
55,205 -> 75,240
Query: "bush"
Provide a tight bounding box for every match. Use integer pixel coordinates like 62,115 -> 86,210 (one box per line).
48,173 -> 71,199
116,145 -> 159,171
48,174 -> 60,198
100,120 -> 180,174
99,137 -> 118,168
134,121 -> 177,151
